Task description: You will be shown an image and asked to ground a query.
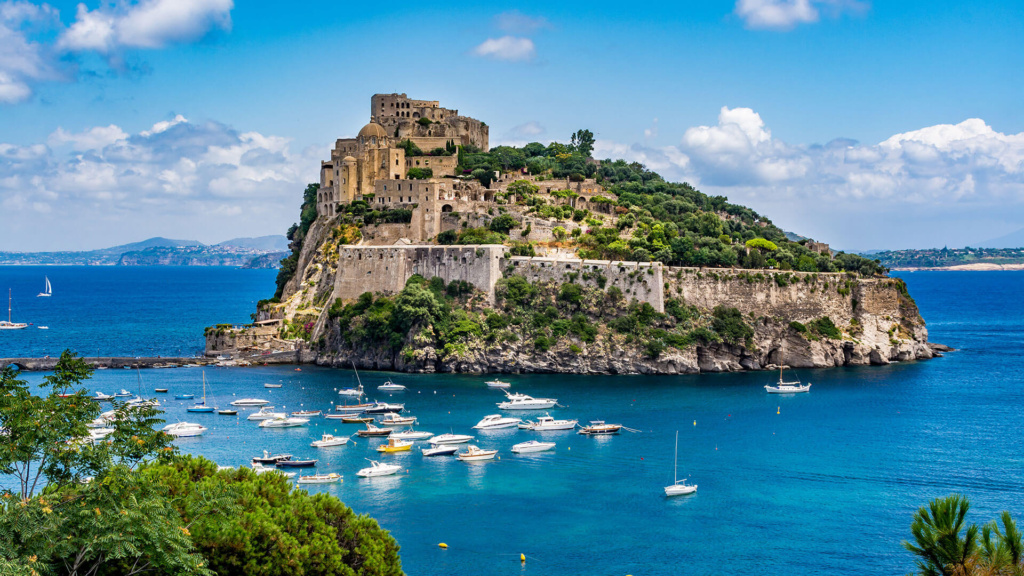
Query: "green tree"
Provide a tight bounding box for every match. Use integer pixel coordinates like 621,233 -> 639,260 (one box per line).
552,226 -> 567,240
471,168 -> 493,187
488,214 -> 518,234
406,167 -> 432,179
745,238 -> 778,252
570,129 -> 595,158
904,494 -> 978,576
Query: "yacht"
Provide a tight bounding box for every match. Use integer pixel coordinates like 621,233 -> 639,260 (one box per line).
485,379 -> 511,389
338,384 -> 364,397
356,460 -> 402,478
162,422 -> 207,437
297,473 -> 342,485
247,407 -> 285,421
365,401 -> 405,414
421,445 -> 458,457
390,429 -> 434,441
88,428 -> 116,442
37,276 -> 52,298
577,421 -> 623,436
764,364 -> 811,394
376,438 -> 414,453
497,392 -> 558,410
356,423 -> 393,437
665,431 -> 697,496
334,402 -> 375,413
230,398 -> 270,407
473,414 -> 523,430
335,415 -> 374,423
429,433 -> 474,445
522,415 -> 578,431
92,392 -> 114,402
251,463 -> 295,477
264,383 -> 282,388
377,380 -> 406,392
275,458 -> 317,468
258,416 -> 309,428
380,413 -> 416,426
113,389 -> 133,398
251,451 -> 292,465
0,289 -> 27,330
457,445 -> 498,462
310,434 -> 349,448
186,371 -> 215,413
291,409 -> 323,417
511,440 -> 556,454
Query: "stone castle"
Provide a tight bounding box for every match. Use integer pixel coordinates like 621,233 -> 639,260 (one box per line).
315,94 -> 608,243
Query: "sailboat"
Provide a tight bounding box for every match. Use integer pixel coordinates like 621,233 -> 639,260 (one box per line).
764,350 -> 811,394
187,371 -> 216,413
664,431 -> 697,496
338,363 -> 366,396
37,276 -> 51,297
0,289 -> 28,330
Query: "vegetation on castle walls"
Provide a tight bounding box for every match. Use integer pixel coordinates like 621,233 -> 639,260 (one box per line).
407,167 -> 433,179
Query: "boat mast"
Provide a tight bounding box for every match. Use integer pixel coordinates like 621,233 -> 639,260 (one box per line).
202,371 -> 207,404
674,430 -> 679,484
7,289 -> 10,324
352,361 -> 363,389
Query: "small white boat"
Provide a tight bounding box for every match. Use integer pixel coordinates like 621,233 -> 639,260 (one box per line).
497,391 -> 558,410
429,433 -> 474,445
113,389 -> 133,398
365,401 -> 404,414
231,398 -> 270,407
390,429 -> 434,441
485,379 -> 511,389
458,445 -> 498,461
264,383 -> 282,388
377,380 -> 406,392
473,414 -> 522,430
577,421 -> 623,435
338,384 -> 364,397
356,423 -> 394,437
251,463 -> 295,477
37,276 -> 52,297
380,413 -> 416,426
88,427 -> 116,442
259,417 -> 309,428
162,422 -> 207,437
311,434 -> 350,448
297,472 -> 342,484
421,445 -> 458,457
291,410 -> 323,417
766,355 -> 811,393
247,407 -> 285,421
0,289 -> 27,330
511,440 -> 556,454
522,415 -> 578,431
665,431 -> 697,496
356,460 -> 402,478
92,392 -> 114,402
37,326 -> 48,330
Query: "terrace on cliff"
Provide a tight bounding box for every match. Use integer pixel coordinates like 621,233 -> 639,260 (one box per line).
205,93 -> 943,374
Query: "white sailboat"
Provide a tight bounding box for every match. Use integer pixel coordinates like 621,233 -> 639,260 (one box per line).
664,431 -> 697,497
0,289 -> 27,330
37,276 -> 51,297
764,351 -> 811,394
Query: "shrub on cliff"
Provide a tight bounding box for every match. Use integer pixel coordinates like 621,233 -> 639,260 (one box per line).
711,306 -> 754,347
407,167 -> 433,179
809,316 -> 842,339
488,213 -> 518,234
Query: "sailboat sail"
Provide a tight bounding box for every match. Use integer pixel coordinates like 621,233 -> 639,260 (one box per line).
37,276 -> 51,297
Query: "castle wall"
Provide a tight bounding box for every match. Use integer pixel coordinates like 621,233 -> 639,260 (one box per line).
504,257 -> 665,312
406,155 -> 458,176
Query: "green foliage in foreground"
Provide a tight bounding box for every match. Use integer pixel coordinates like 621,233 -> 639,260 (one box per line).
0,352 -> 404,576
905,494 -> 1024,576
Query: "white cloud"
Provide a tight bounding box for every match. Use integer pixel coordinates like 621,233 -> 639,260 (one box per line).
734,0 -> 868,30
506,121 -> 545,139
0,1 -> 60,103
472,35 -> 535,61
0,115 -> 319,250
58,0 -> 233,54
494,10 -> 550,34
644,118 -> 659,139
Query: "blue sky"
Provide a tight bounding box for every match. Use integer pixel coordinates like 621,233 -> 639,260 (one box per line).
1,0 -> 1022,251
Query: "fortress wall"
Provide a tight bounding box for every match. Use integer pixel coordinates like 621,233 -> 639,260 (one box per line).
406,155 -> 458,176
504,257 -> 665,312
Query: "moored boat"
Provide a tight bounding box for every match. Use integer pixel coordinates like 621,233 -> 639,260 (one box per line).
336,415 -> 374,423
764,364 -> 811,394
217,409 -> 237,415
251,450 -> 292,465
577,421 -> 623,435
497,391 -> 558,410
162,422 -> 207,438
291,409 -> 323,417
335,402 -> 374,413
665,431 -> 697,496
365,401 -> 404,414
511,440 -> 556,454
264,383 -> 282,388
522,415 -> 578,431
429,433 -> 474,445
377,380 -> 405,392
356,423 -> 393,437
380,413 -> 416,426
275,458 -> 317,468
457,445 -> 498,462
376,438 -> 414,453
247,407 -> 284,421
258,416 -> 309,429
297,472 -> 342,484
485,379 -> 511,389
174,393 -> 194,400
421,445 -> 458,457
356,460 -> 402,478
230,398 -> 270,407
311,434 -> 349,448
0,289 -> 27,330
390,429 -> 434,441
473,414 -> 522,430
252,463 -> 295,477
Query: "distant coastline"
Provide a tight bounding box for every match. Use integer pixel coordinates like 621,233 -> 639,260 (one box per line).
0,235 -> 287,268
893,263 -> 1024,272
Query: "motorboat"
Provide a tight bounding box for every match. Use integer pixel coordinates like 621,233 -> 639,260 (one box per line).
356,423 -> 393,437
297,473 -> 342,484
497,391 -> 557,410
217,409 -> 238,416
511,440 -> 556,454
264,383 -> 282,388
380,413 -> 416,426
275,459 -> 317,468
377,380 -> 406,392
376,438 -> 414,453
113,389 -> 133,398
247,407 -> 285,421
522,415 -> 578,431
154,388 -> 168,393
764,364 -> 811,394
230,398 -> 270,407
356,460 -> 402,478
577,421 -> 623,436
311,434 -> 350,448
338,415 -> 374,424
421,445 -> 458,457
162,422 -> 207,438
251,463 -> 295,477
365,401 -> 404,414
125,397 -> 159,408
88,428 -> 116,442
429,433 -> 474,445
0,289 -> 27,330
291,410 -> 323,417
92,392 -> 114,402
485,379 -> 511,389
665,431 -> 698,496
338,385 -> 364,397
258,417 -> 309,429
390,429 -> 434,441
457,445 -> 498,462
473,414 -> 522,430
186,404 -> 215,413
334,402 -> 374,413
174,393 -> 194,400
251,450 -> 292,465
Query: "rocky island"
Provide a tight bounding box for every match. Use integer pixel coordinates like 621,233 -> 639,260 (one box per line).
206,93 -> 945,374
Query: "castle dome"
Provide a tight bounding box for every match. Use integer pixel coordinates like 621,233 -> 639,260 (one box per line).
342,155 -> 357,163
357,122 -> 387,140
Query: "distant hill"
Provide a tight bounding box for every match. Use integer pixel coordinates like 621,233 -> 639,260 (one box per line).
0,236 -> 289,266
977,227 -> 1024,249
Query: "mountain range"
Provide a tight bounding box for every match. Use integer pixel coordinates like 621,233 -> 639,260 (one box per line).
0,236 -> 290,267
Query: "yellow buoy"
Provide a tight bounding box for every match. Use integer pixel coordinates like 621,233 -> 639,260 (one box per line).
520,553 -> 526,563
438,543 -> 448,549
777,406 -> 780,415
693,420 -> 696,426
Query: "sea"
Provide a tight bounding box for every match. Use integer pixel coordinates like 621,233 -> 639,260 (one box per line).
2,266 -> 1022,576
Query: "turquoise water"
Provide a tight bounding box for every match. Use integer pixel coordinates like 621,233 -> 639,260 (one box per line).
4,268 -> 1024,575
